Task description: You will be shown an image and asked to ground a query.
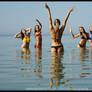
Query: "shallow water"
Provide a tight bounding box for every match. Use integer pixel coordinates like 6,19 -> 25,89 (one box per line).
0,33 -> 92,90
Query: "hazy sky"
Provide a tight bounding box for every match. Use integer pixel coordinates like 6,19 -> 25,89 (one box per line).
0,1 -> 92,35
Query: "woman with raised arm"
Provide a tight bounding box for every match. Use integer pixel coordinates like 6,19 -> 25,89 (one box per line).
14,28 -> 32,49
69,27 -> 90,48
34,18 -> 42,49
45,3 -> 74,53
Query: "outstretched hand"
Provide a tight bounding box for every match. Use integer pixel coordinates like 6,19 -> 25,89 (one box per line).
35,18 -> 38,22
45,3 -> 49,9
69,27 -> 72,33
27,28 -> 32,33
69,6 -> 75,12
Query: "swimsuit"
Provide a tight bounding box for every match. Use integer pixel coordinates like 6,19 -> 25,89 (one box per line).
80,32 -> 90,40
35,33 -> 42,48
78,43 -> 85,48
23,37 -> 30,43
51,30 -> 63,51
35,44 -> 41,48
78,33 -> 90,48
38,34 -> 42,39
78,35 -> 86,48
51,45 -> 63,52
22,37 -> 30,48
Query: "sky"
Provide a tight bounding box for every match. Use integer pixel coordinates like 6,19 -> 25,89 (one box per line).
0,1 -> 92,35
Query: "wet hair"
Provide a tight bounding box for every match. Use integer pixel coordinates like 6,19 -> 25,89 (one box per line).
21,28 -> 25,40
34,25 -> 39,33
79,26 -> 86,34
79,26 -> 90,39
54,19 -> 60,26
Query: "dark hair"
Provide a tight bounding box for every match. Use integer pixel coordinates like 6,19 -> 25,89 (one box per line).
54,19 -> 60,26
34,25 -> 39,33
79,26 -> 86,32
79,26 -> 86,34
21,29 -> 24,40
79,26 -> 90,39
90,31 -> 92,34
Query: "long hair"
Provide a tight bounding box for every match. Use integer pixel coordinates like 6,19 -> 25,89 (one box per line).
79,26 -> 90,39
21,29 -> 25,40
34,25 -> 39,34
79,26 -> 86,35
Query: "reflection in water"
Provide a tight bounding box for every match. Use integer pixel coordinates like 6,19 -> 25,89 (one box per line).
16,48 -> 31,72
34,48 -> 43,78
79,47 -> 89,63
89,47 -> 92,61
70,47 -> 91,79
49,51 -> 65,89
64,47 -> 92,90
21,48 -> 31,63
79,48 -> 90,78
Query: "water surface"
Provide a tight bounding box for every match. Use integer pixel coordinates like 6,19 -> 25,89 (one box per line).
0,33 -> 92,90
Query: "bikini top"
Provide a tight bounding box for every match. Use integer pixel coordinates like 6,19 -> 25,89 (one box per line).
81,35 -> 86,39
80,32 -> 90,40
23,36 -> 30,43
35,32 -> 42,39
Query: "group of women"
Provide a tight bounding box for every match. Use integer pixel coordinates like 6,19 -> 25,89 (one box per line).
14,3 -> 92,54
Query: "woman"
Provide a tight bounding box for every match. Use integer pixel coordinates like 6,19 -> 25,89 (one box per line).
34,18 -> 42,49
14,28 -> 31,49
45,3 -> 74,53
69,27 -> 90,48
88,26 -> 92,47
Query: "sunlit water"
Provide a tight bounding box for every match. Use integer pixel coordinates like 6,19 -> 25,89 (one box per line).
0,33 -> 92,90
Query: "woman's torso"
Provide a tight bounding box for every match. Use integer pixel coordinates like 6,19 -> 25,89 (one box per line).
50,29 -> 63,46
78,33 -> 89,47
35,32 -> 42,45
22,36 -> 30,49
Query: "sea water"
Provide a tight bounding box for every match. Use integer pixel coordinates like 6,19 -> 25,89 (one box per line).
0,33 -> 92,90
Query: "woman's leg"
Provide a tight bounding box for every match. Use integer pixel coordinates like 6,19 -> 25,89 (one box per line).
51,47 -> 57,54
57,46 -> 64,53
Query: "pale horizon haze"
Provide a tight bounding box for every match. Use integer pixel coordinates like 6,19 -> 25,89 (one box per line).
0,1 -> 92,35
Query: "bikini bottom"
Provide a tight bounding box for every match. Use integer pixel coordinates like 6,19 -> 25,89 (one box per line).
51,45 -> 63,52
78,43 -> 85,48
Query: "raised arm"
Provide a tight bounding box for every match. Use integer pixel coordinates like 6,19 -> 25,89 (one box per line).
26,28 -> 32,37
69,27 -> 80,39
60,6 -> 75,31
14,32 -> 22,39
45,3 -> 53,30
35,19 -> 42,30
